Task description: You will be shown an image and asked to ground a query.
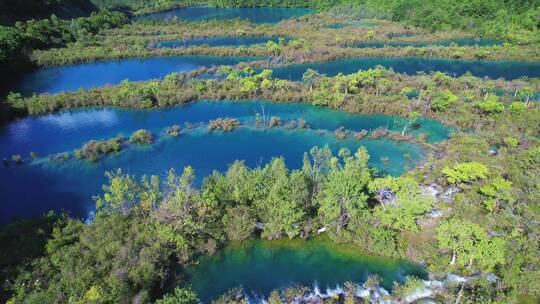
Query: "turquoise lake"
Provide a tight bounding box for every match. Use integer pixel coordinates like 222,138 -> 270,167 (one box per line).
135,6 -> 313,23
186,238 -> 427,302
348,38 -> 502,48
271,57 -> 540,81
153,36 -> 286,48
0,100 -> 449,222
5,56 -> 540,97
3,56 -> 258,96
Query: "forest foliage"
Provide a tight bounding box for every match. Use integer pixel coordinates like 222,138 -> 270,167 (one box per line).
0,1 -> 539,303
0,10 -> 126,69
209,0 -> 540,43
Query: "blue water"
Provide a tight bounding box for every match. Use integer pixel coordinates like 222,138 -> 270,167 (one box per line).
348,38 -> 502,48
4,56 -> 259,96
271,57 -> 540,81
135,6 -> 313,23
0,100 -> 449,222
154,36 -> 286,48
187,238 -> 427,302
7,56 -> 538,97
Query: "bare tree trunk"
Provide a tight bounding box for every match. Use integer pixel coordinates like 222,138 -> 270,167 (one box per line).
450,251 -> 456,266
454,283 -> 465,304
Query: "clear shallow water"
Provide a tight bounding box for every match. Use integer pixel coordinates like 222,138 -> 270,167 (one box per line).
3,56 -> 258,96
135,6 -> 313,23
0,100 -> 449,221
271,57 -> 540,81
186,238 -> 427,302
348,38 -> 502,48
154,36 -> 286,48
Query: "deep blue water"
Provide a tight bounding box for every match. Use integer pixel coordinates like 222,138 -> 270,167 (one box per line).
154,36 -> 286,48
3,56 -> 258,96
348,38 -> 502,48
0,100 -> 449,222
271,57 -> 540,81
135,6 -> 313,23
6,56 -> 538,97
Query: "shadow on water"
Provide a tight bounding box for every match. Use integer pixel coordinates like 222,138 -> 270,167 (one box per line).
184,237 -> 428,302
0,56 -> 261,96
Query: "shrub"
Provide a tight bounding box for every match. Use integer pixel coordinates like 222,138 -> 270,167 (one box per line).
431,90 -> 458,112
369,127 -> 389,139
334,127 -> 350,140
355,129 -> 368,140
268,116 -> 281,128
442,162 -> 489,184
166,125 -> 181,137
51,153 -> 70,162
208,118 -> 240,132
11,154 -> 22,164
130,129 -> 153,145
508,102 -> 526,114
475,95 -> 505,114
77,136 -> 125,162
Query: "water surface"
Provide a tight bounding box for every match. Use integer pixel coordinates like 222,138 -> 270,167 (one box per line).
4,56 -> 258,96
0,100 -> 449,221
186,238 -> 427,302
136,6 -> 313,23
154,36 -> 286,48
0,100 -> 448,157
348,38 -> 501,48
271,57 -> 540,80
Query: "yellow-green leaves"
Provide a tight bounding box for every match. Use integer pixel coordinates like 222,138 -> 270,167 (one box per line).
442,162 -> 489,185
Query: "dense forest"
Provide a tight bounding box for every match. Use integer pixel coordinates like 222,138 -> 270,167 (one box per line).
209,0 -> 540,43
0,0 -> 190,25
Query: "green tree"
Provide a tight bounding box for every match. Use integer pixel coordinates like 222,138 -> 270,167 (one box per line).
156,167 -> 220,256
255,158 -> 306,239
222,206 -> 256,241
156,288 -> 199,304
442,162 -> 489,185
94,169 -> 140,215
436,219 -> 506,271
475,95 -> 505,114
317,147 -> 371,235
302,68 -> 320,92
479,177 -> 514,212
431,90 -> 458,112
369,176 -> 433,232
